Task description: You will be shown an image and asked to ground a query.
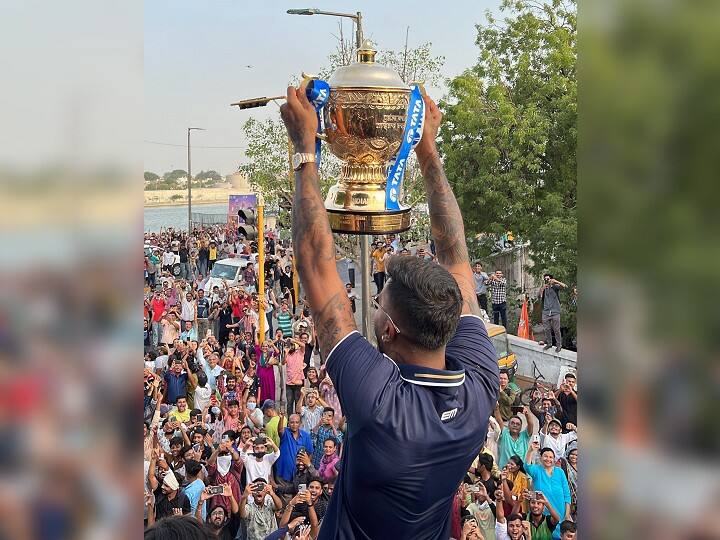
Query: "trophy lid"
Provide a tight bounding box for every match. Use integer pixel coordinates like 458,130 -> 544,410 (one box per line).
328,39 -> 408,90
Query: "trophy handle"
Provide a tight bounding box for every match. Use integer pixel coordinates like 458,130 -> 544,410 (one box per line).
299,71 -> 318,90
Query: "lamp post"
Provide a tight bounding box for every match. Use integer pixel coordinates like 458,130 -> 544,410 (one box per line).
187,127 -> 205,234
286,7 -> 372,338
287,8 -> 363,49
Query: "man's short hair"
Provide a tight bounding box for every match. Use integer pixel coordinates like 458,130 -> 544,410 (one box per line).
384,255 -> 462,350
477,453 -> 494,471
507,513 -> 524,524
144,515 -> 215,540
169,436 -> 184,447
560,520 -> 577,534
227,399 -> 240,407
185,459 -> 202,477
565,372 -> 576,380
322,407 -> 335,415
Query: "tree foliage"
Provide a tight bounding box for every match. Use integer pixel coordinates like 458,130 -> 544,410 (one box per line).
195,170 -> 222,182
440,0 -> 576,285
144,171 -> 160,182
163,169 -> 188,182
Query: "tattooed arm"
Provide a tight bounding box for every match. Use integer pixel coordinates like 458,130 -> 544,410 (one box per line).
280,86 -> 357,358
414,95 -> 480,316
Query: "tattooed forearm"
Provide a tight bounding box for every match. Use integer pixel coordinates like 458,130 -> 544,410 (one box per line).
420,156 -> 470,267
291,167 -> 336,276
312,292 -> 356,359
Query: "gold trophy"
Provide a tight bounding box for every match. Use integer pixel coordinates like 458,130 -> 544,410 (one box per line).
320,40 -> 419,234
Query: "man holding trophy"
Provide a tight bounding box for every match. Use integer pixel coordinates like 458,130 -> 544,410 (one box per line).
280,43 -> 499,539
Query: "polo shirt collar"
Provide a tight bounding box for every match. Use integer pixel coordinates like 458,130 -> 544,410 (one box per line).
396,357 -> 466,387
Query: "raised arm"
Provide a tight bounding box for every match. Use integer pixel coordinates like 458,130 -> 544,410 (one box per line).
415,95 -> 479,317
280,86 -> 357,358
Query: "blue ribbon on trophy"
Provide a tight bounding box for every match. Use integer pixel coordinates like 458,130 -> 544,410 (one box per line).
384,84 -> 425,211
305,79 -> 330,169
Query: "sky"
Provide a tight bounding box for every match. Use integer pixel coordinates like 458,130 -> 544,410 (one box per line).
144,0 -> 502,176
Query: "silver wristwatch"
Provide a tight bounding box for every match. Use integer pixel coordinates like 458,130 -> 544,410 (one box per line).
292,152 -> 316,171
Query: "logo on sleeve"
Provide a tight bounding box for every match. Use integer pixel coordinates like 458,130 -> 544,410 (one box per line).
440,408 -> 458,422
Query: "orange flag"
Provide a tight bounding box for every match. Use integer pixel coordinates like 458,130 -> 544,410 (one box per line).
517,296 -> 532,339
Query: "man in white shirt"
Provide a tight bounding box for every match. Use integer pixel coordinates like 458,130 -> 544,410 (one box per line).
197,347 -> 224,393
539,417 -> 577,460
238,435 -> 280,485
162,249 -> 175,272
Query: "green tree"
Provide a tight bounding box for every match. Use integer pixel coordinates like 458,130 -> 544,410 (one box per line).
163,169 -> 188,182
440,0 -> 576,287
194,170 -> 222,184
144,171 -> 159,183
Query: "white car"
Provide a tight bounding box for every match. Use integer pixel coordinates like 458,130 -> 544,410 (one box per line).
203,256 -> 254,291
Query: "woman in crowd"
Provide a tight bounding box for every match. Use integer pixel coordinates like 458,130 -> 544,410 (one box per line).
503,454 -> 530,514
255,340 -> 279,402
317,437 -> 340,483
559,442 -> 578,521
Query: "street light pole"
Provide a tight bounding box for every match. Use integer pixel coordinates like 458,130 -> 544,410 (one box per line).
287,8 -> 364,50
187,127 -> 205,234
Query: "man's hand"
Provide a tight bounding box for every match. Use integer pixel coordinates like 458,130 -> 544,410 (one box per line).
288,516 -> 305,531
414,94 -> 442,166
298,449 -> 312,467
297,525 -> 312,540
280,86 -> 316,154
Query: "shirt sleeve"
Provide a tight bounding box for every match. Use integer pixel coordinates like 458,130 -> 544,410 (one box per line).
445,315 -> 499,384
325,331 -> 398,430
495,520 -> 509,540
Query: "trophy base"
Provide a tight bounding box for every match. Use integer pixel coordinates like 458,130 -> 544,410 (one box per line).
327,208 -> 411,235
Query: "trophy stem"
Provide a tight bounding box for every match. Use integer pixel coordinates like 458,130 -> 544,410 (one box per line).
341,163 -> 386,184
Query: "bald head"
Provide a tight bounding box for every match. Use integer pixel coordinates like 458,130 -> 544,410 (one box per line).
288,414 -> 301,432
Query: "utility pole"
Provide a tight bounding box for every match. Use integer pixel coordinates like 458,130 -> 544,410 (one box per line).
187,127 -> 205,234
257,193 -> 266,340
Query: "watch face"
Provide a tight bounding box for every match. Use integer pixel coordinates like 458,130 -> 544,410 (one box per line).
292,154 -> 302,170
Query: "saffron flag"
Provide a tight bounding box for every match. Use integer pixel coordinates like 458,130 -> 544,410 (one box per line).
518,296 -> 532,339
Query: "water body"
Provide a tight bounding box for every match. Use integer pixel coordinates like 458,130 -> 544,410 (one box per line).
144,203 -> 228,232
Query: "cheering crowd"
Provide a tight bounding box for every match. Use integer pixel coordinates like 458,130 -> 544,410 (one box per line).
143,224 -> 578,540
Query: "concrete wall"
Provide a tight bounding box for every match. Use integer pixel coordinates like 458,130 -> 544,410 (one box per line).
487,243 -> 541,296
509,334 -> 577,387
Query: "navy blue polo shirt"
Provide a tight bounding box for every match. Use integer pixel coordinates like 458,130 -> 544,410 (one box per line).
319,315 -> 499,540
